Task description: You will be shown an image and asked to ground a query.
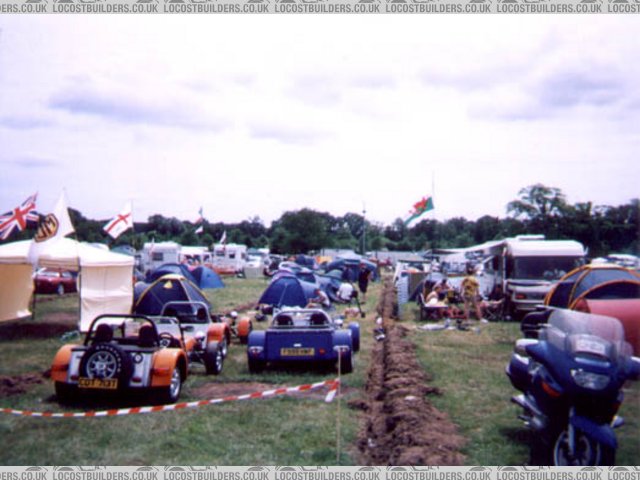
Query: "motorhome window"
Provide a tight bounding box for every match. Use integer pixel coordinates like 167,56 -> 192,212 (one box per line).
215,251 -> 224,257
513,257 -> 584,281
229,253 -> 236,259
152,252 -> 164,262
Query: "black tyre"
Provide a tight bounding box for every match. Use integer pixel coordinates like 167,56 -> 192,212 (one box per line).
55,381 -> 77,404
156,366 -> 183,405
337,351 -> 353,374
204,342 -> 224,375
219,338 -> 229,358
552,428 -> 614,466
79,343 -> 133,388
248,357 -> 265,374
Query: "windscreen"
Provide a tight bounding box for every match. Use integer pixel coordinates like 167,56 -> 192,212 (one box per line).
513,256 -> 584,281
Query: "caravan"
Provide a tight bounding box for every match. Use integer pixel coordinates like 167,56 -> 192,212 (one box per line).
140,241 -> 181,274
212,243 -> 247,275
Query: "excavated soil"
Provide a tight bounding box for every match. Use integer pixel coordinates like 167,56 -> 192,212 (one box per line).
0,373 -> 46,397
1,292 -> 467,465
355,278 -> 466,466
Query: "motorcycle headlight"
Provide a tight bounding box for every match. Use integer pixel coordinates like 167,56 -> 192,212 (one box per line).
195,331 -> 206,344
571,369 -> 610,390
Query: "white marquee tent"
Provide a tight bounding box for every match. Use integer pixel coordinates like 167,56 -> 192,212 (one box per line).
0,238 -> 134,332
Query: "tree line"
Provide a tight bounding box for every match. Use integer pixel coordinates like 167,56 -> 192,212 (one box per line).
3,184 -> 638,258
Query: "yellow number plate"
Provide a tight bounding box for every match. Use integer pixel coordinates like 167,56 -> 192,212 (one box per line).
280,348 -> 314,357
78,378 -> 118,390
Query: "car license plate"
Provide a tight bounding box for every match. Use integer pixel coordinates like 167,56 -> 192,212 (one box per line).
78,377 -> 118,390
280,347 -> 314,357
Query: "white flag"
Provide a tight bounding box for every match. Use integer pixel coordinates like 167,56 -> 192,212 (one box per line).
28,192 -> 75,265
219,230 -> 227,244
103,202 -> 133,239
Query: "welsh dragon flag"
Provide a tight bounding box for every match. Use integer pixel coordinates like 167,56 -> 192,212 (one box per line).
404,195 -> 434,226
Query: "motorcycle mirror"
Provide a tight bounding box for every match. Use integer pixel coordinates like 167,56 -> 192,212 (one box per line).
515,338 -> 538,356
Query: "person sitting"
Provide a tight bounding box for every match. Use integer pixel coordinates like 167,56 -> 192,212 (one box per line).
307,288 -> 332,310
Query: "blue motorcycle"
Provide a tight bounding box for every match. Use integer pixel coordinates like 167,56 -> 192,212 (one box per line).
506,309 -> 640,465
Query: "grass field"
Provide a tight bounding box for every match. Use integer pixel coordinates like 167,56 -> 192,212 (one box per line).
0,277 -> 638,465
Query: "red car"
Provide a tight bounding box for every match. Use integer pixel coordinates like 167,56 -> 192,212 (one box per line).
34,268 -> 77,295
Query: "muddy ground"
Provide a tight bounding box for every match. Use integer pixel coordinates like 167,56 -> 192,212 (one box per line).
354,278 -> 466,466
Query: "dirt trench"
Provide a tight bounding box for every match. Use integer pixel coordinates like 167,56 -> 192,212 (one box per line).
355,278 -> 466,466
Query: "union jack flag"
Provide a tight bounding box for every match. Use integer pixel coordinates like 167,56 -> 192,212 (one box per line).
0,193 -> 39,241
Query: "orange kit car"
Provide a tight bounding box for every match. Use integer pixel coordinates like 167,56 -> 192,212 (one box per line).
157,301 -> 252,374
50,314 -> 188,405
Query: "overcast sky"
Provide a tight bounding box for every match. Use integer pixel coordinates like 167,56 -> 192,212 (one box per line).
1,15 -> 639,228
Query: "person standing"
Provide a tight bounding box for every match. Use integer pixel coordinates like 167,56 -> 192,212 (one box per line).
358,263 -> 372,303
461,266 -> 483,321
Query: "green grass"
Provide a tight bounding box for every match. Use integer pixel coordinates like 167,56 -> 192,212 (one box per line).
0,277 -> 379,465
3,280 -> 637,466
402,303 -> 640,466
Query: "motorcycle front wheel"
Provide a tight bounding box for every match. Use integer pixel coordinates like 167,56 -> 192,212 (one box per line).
552,429 -> 615,466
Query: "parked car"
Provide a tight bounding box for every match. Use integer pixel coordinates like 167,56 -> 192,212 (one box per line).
541,264 -> 640,354
247,308 -> 359,374
156,301 -> 251,374
34,268 -> 77,295
50,314 -> 188,405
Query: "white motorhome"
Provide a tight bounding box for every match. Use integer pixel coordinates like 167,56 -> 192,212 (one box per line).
481,235 -> 586,319
212,243 -> 247,274
140,241 -> 181,273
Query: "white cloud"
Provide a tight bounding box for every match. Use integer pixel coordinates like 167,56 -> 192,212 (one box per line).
0,16 -> 638,226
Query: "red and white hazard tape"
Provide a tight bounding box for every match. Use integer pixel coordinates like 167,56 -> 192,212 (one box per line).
1,378 -> 340,418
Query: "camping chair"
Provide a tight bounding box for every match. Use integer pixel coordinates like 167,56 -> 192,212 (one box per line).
483,299 -> 505,322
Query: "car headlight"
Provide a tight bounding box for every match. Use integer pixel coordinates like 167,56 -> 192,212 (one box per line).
571,369 -> 609,390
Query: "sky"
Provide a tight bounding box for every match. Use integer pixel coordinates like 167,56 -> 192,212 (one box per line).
1,15 -> 639,228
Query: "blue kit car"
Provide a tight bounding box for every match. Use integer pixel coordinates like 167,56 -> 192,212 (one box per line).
247,308 -> 360,374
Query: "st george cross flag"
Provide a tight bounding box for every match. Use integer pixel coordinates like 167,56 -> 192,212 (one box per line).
28,191 -> 75,265
103,202 -> 133,239
0,193 -> 39,240
404,195 -> 435,226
